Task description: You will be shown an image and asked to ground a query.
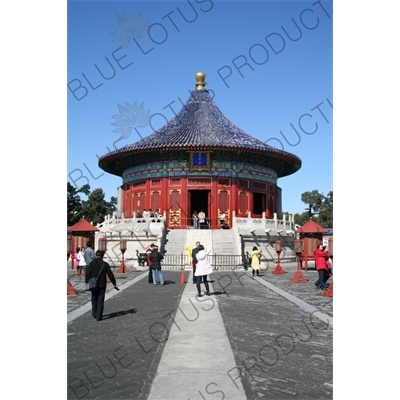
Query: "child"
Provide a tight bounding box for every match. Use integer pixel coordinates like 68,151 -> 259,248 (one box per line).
77,247 -> 86,275
74,247 -> 80,275
250,246 -> 262,277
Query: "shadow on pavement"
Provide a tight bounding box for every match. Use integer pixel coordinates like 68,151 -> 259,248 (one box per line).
102,308 -> 137,320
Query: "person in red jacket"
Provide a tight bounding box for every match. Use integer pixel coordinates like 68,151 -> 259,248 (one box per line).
146,244 -> 155,284
314,244 -> 330,290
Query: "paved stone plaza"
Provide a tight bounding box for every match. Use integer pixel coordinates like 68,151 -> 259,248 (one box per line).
67,262 -> 333,399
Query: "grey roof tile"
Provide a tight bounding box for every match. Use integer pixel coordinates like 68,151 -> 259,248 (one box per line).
99,88 -> 301,178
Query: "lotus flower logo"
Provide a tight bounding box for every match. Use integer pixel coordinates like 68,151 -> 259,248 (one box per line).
110,12 -> 149,49
111,101 -> 151,140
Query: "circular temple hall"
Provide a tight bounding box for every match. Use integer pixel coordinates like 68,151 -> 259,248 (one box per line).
98,72 -> 302,229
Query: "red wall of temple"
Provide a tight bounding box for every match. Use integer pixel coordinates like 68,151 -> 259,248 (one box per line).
121,176 -> 280,228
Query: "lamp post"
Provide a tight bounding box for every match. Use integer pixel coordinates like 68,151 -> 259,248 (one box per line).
290,239 -> 308,283
294,239 -> 303,270
98,237 -> 107,253
272,240 -> 286,274
116,239 -> 130,273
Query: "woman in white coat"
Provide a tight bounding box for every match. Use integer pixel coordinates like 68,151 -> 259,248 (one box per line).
77,248 -> 86,275
194,245 -> 213,296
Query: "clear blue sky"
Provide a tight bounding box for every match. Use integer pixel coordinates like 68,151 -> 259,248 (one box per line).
67,0 -> 333,216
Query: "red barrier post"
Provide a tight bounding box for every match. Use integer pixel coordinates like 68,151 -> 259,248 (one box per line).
290,239 -> 308,283
272,240 -> 286,275
116,239 -> 130,273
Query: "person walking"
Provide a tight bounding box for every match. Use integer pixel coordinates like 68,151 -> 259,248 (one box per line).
83,241 -> 96,274
77,247 -> 86,275
73,247 -> 81,275
198,210 -> 206,229
314,244 -> 329,290
146,243 -> 155,284
192,211 -> 199,229
192,241 -> 200,284
149,246 -> 165,285
194,245 -> 213,296
323,246 -> 333,285
85,250 -> 119,321
250,246 -> 262,277
219,212 -> 226,227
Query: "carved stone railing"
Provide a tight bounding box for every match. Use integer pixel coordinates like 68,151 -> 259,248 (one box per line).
96,213 -> 167,238
232,211 -> 295,234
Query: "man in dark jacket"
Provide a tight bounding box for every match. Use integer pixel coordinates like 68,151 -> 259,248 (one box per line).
191,241 -> 200,284
85,250 -> 119,321
148,246 -> 165,285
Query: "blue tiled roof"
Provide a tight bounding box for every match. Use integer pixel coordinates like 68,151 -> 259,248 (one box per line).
99,88 -> 301,177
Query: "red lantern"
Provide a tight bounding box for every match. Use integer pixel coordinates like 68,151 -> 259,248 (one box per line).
98,237 -> 107,252
290,239 -> 308,284
272,240 -> 285,275
116,239 -> 129,273
294,239 -> 303,255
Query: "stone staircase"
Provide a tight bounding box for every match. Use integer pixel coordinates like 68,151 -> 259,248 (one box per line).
158,228 -> 295,271
159,229 -> 239,270
209,229 -> 236,255
162,229 -> 236,256
186,229 -> 213,253
162,229 -> 188,255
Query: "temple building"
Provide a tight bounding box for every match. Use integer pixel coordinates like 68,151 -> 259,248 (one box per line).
98,72 -> 301,229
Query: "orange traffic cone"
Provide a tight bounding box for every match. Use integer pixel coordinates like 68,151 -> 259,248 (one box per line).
323,282 -> 333,297
67,279 -> 77,296
180,271 -> 185,284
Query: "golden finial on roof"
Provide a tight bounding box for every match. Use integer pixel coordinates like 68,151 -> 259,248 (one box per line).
195,72 -> 206,91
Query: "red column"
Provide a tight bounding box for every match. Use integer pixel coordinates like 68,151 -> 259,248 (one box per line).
130,184 -> 134,217
211,177 -> 218,228
145,179 -> 151,211
248,180 -> 254,215
181,177 -> 188,227
161,177 -> 168,215
231,178 -> 238,222
122,186 -> 126,216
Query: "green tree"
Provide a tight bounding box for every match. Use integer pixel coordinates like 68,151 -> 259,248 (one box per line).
81,188 -> 117,225
317,191 -> 333,228
67,182 -> 90,226
301,190 -> 325,219
293,211 -> 309,226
